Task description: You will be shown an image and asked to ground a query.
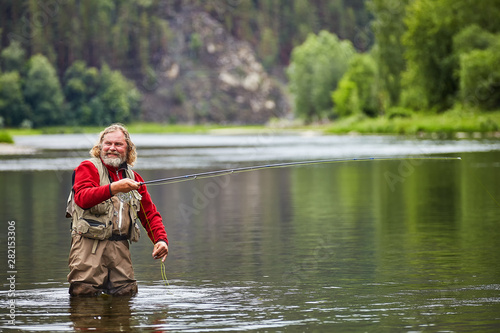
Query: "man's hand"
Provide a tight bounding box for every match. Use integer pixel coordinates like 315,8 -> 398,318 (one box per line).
110,178 -> 140,195
152,241 -> 169,262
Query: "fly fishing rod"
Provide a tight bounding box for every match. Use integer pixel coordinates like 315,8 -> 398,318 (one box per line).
139,156 -> 461,187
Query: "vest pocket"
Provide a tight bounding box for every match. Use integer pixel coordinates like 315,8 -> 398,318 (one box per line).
74,218 -> 113,240
89,200 -> 112,215
129,219 -> 141,243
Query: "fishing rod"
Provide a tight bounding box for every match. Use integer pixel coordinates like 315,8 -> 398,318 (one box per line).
139,156 -> 461,186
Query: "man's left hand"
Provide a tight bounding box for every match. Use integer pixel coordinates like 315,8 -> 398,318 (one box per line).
152,241 -> 168,262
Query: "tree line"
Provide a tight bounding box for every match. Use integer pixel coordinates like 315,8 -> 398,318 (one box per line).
0,0 -> 170,128
0,42 -> 140,128
195,0 -> 371,69
0,0 -> 372,127
1,0 -> 499,127
288,0 -> 500,122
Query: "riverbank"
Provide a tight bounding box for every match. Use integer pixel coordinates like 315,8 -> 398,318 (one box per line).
2,109 -> 500,152
324,109 -> 500,138
0,143 -> 38,155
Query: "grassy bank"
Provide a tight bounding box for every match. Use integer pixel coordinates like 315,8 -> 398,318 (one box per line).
3,123 -> 245,136
324,109 -> 500,137
3,109 -> 500,138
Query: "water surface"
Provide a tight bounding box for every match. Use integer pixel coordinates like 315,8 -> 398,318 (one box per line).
1,134 -> 499,332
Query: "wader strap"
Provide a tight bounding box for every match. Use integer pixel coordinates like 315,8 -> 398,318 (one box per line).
108,234 -> 128,241
91,239 -> 99,254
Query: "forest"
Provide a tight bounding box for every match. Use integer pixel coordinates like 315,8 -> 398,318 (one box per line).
289,0 -> 500,123
0,0 -> 499,129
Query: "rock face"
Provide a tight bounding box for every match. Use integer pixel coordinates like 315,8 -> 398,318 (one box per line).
140,9 -> 290,124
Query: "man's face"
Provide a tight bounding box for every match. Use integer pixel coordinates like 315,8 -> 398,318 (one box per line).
100,130 -> 128,167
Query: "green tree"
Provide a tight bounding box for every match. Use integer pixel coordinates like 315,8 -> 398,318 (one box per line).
402,0 -> 500,111
1,41 -> 26,73
454,24 -> 500,109
192,0 -> 371,69
26,0 -> 54,61
63,60 -> 100,124
401,0 -> 458,110
368,0 -> 410,107
23,54 -> 65,127
453,24 -> 497,55
332,53 -> 379,117
94,64 -> 141,126
287,30 -> 355,121
64,61 -> 141,125
258,27 -> 278,70
459,41 -> 500,110
0,71 -> 31,126
332,78 -> 360,117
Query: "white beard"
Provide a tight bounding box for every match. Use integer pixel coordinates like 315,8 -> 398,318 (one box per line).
101,153 -> 125,168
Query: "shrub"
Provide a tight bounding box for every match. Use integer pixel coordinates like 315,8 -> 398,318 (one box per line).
332,54 -> 379,117
332,78 -> 360,117
386,107 -> 414,119
459,44 -> 500,110
0,131 -> 14,143
288,30 -> 355,121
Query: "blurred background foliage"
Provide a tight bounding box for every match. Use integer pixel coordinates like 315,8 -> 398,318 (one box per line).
0,0 -> 499,128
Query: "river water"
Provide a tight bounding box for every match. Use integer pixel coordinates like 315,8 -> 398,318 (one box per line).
1,133 -> 500,332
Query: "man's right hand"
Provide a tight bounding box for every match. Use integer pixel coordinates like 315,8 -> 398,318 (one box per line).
110,178 -> 140,195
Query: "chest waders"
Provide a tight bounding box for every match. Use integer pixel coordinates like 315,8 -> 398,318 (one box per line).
66,158 -> 142,253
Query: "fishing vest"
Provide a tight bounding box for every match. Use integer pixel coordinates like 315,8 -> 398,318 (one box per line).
66,157 -> 141,242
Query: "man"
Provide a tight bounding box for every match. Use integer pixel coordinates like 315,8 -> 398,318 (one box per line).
66,123 -> 168,296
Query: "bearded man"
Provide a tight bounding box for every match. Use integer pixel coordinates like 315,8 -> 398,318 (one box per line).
66,123 -> 168,296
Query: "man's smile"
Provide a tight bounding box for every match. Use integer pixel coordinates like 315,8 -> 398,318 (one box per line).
106,152 -> 120,157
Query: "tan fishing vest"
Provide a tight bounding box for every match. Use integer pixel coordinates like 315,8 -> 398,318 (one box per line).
66,158 -> 141,242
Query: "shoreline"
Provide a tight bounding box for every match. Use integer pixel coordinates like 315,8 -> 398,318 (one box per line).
0,143 -> 38,156
4,110 -> 500,138
2,130 -> 500,158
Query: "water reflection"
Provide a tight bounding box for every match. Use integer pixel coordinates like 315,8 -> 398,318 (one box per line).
3,281 -> 499,331
1,135 -> 500,331
69,295 -> 134,331
4,133 -> 500,171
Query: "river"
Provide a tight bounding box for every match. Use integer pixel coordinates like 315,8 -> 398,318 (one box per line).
1,133 -> 499,332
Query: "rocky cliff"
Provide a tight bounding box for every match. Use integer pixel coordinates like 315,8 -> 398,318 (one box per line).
140,8 -> 291,124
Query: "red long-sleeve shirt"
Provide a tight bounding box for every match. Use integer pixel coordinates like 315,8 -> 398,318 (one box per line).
73,159 -> 168,245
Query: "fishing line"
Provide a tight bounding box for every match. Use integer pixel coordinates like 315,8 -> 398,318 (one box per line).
478,180 -> 500,207
136,155 -> 461,289
463,158 -> 500,208
139,201 -> 170,290
140,156 -> 462,187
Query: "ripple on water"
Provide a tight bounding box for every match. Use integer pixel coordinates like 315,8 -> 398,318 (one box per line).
1,282 -> 500,332
0,281 -> 307,332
